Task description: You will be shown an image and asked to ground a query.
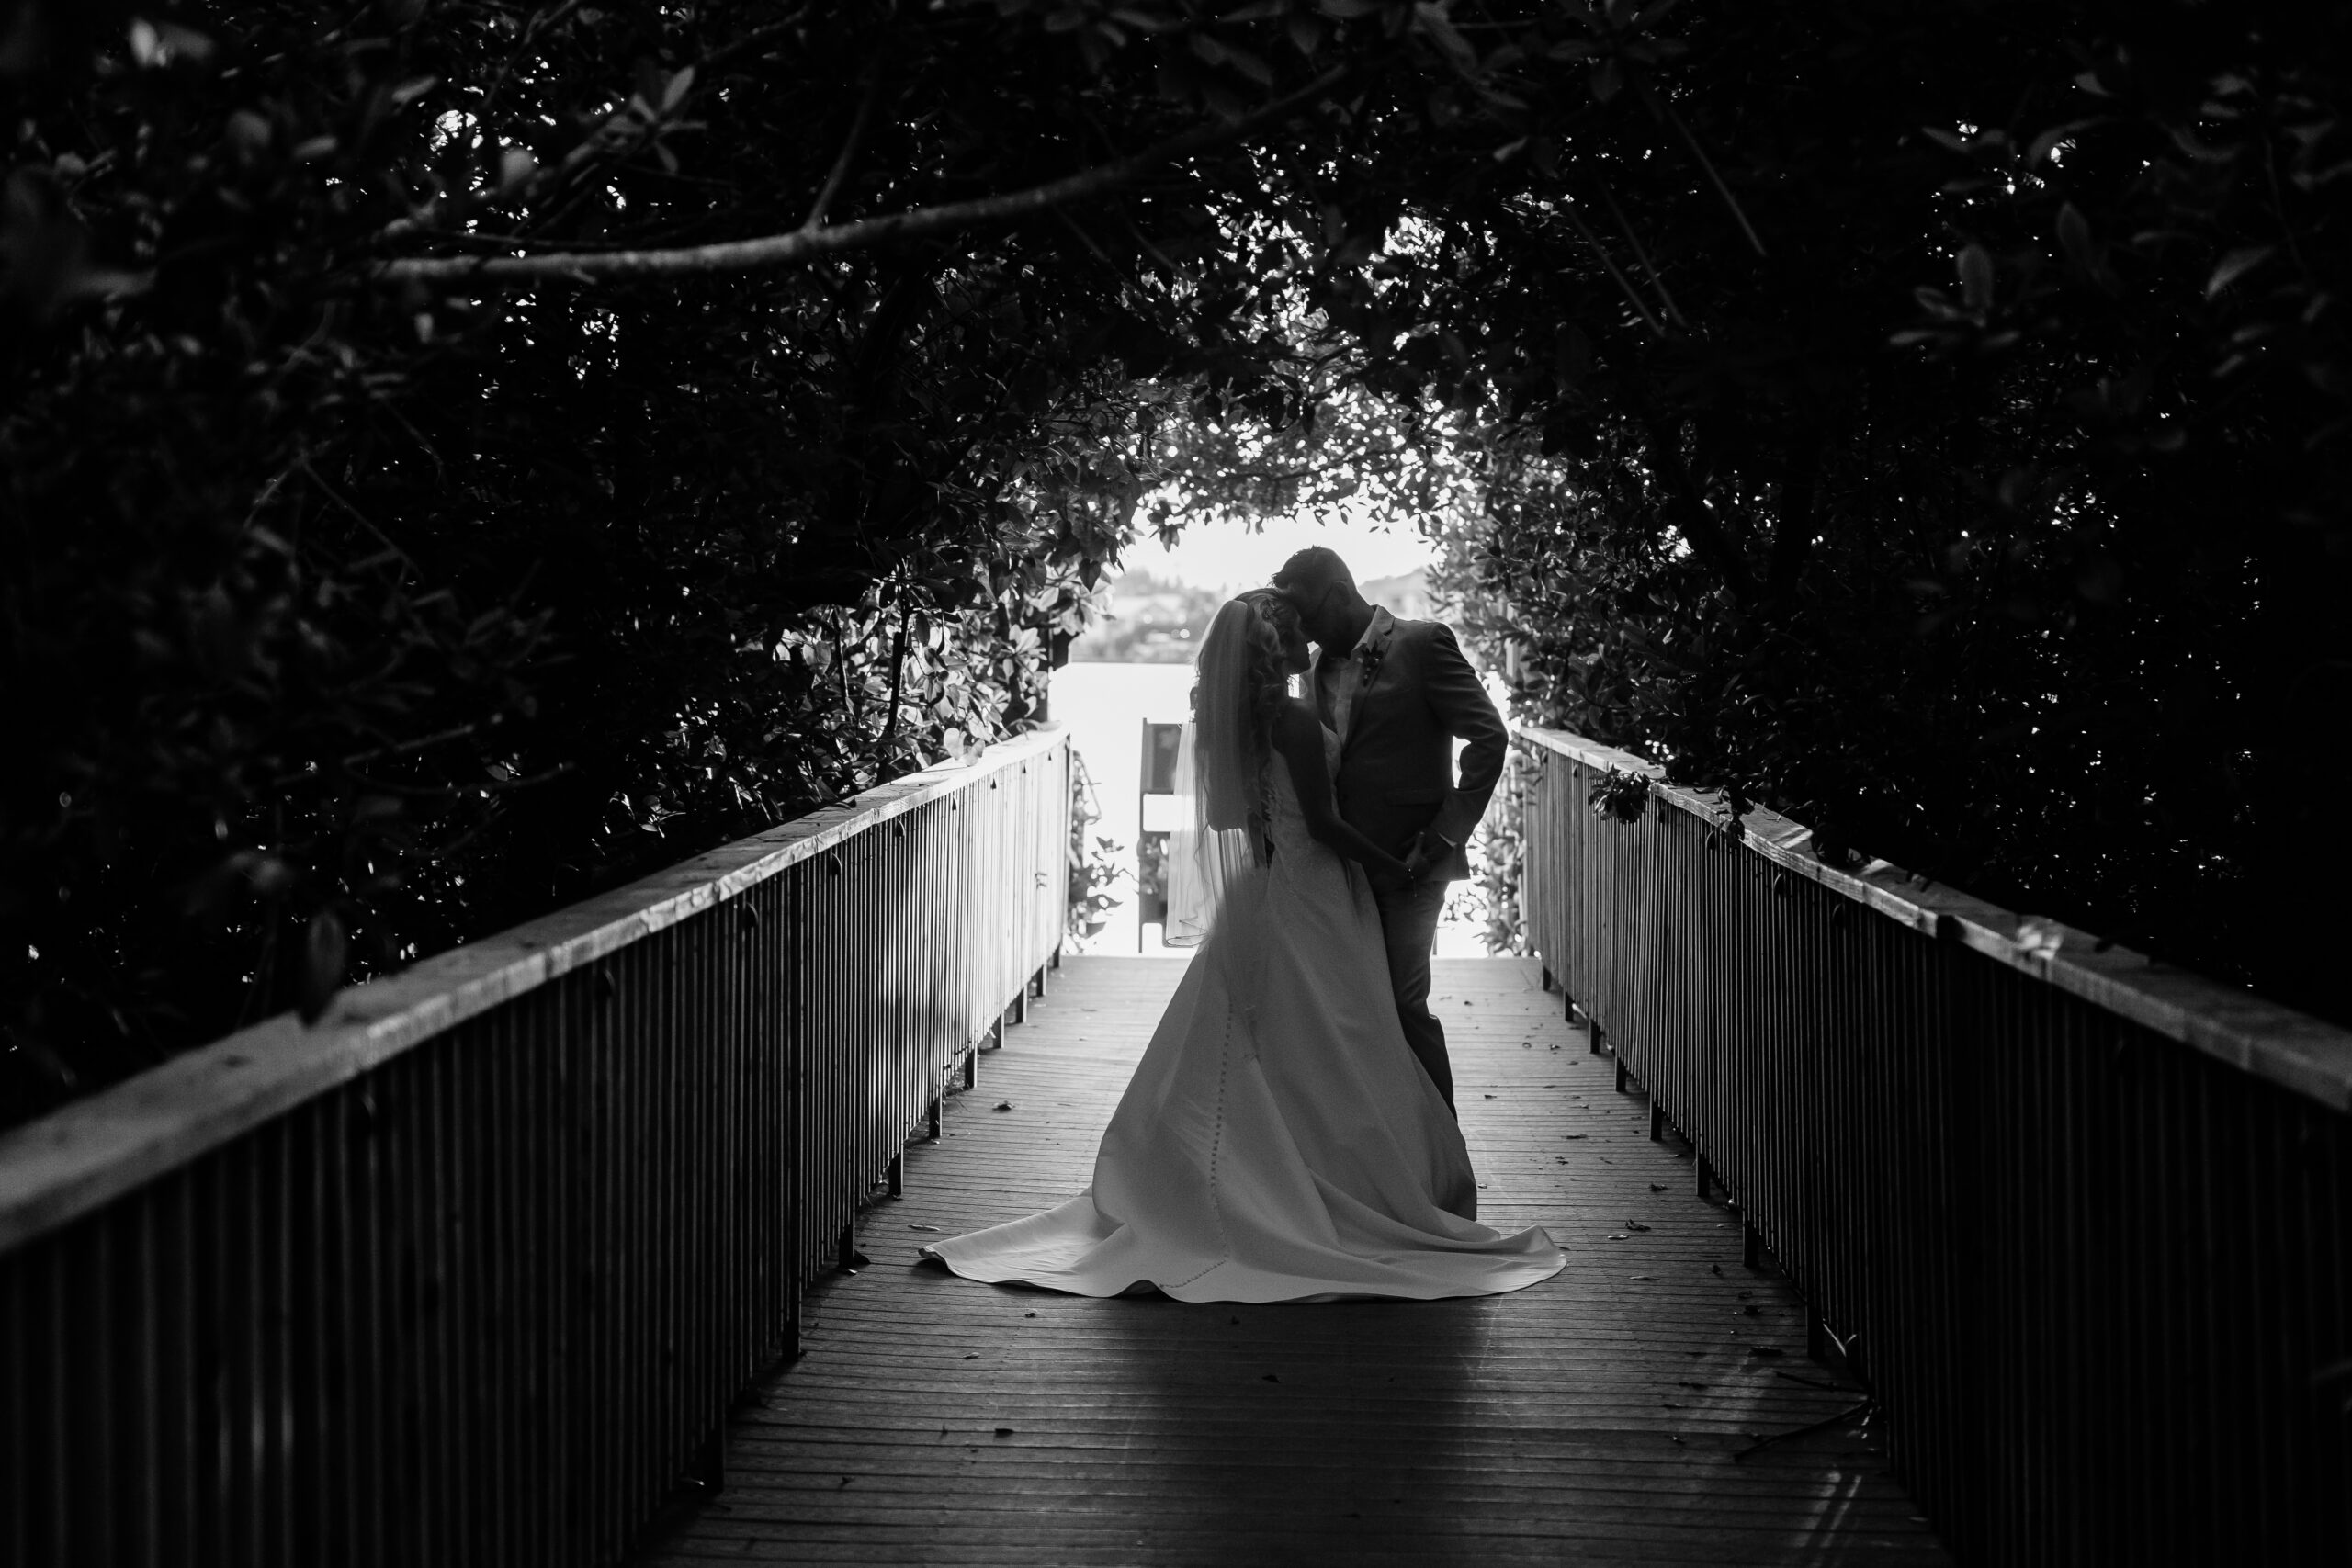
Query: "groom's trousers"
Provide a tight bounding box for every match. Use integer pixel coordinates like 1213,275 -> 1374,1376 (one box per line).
1372,877 -> 1454,1112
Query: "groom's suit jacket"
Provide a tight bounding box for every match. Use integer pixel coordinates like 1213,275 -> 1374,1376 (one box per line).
1317,611 -> 1508,884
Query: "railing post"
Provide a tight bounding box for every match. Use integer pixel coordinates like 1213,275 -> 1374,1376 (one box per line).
1506,721 -> 2352,1563
0,725 -> 1085,1568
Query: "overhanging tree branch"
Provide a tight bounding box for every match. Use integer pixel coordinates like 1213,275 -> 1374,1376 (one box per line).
375,67 -> 1351,288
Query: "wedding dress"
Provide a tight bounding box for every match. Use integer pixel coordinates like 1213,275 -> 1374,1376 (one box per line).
923,726 -> 1564,1302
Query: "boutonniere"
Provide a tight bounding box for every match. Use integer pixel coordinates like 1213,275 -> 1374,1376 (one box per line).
1357,621 -> 1396,686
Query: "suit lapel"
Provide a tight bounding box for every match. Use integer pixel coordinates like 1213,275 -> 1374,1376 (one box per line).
1337,611 -> 1398,759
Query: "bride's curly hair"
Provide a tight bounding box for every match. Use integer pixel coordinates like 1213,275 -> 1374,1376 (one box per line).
1194,589 -> 1301,833
1233,589 -> 1300,740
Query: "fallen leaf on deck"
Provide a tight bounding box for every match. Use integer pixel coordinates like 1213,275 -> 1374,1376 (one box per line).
1649,1182 -> 1668,1192
1608,1233 -> 1628,1241
909,1224 -> 941,1231
1624,1219 -> 1652,1232
1024,1312 -> 1037,1318
994,1427 -> 1014,1436
992,1101 -> 1014,1111
1748,1345 -> 1786,1358
1630,1274 -> 1658,1280
1562,1134 -> 1588,1140
964,1352 -> 979,1359
1261,1373 -> 1281,1382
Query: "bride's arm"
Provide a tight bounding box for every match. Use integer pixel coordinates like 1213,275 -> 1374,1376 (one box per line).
1271,703 -> 1415,884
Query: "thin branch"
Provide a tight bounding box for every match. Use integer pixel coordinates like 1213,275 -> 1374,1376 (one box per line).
341,718 -> 492,770
1591,174 -> 1687,328
398,228 -> 676,254
697,10 -> 811,76
806,58 -> 888,230
296,457 -> 420,575
345,760 -> 577,798
377,67 -> 1351,288
1657,95 -> 1768,260
1558,200 -> 1664,337
1051,204 -> 1127,281
1118,205 -> 1188,281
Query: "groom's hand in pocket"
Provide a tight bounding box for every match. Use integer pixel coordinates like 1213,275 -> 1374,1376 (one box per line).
1400,832 -> 1434,886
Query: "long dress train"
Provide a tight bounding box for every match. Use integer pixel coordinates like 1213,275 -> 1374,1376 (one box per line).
923,728 -> 1563,1303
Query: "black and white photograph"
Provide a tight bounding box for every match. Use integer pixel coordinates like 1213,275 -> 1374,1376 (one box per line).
3,3 -> 2347,1563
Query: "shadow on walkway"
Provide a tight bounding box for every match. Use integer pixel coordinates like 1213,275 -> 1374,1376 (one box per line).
640,957 -> 1949,1566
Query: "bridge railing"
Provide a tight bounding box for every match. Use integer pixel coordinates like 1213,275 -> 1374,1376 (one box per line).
1520,726 -> 2352,1567
0,725 -> 1070,1568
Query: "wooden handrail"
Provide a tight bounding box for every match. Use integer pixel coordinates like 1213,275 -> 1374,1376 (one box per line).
1521,726 -> 2352,1112
1518,725 -> 2351,1562
0,725 -> 1068,1256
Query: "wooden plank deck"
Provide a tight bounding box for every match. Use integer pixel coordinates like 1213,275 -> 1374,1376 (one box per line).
640,956 -> 1951,1566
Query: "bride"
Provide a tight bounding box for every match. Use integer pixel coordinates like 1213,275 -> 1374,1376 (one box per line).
923,590 -> 1564,1302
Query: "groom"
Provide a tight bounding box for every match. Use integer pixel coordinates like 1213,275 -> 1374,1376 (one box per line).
1273,547 -> 1506,1113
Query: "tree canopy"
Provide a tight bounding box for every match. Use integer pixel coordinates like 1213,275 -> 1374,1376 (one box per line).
4,0 -> 2346,1123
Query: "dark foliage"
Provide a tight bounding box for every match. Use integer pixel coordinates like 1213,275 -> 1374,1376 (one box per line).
1371,2 -> 2350,1018
0,0 -> 1374,1122
5,0 -> 2346,1131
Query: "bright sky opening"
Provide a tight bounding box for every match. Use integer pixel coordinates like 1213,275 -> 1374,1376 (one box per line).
1123,508 -> 1437,592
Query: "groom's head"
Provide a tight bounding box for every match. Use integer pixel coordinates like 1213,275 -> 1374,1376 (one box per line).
1272,547 -> 1369,650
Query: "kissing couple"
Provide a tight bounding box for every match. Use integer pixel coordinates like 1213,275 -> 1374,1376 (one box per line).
925,548 -> 1564,1302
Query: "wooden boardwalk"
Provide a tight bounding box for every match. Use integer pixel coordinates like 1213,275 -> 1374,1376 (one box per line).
641,957 -> 1951,1566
